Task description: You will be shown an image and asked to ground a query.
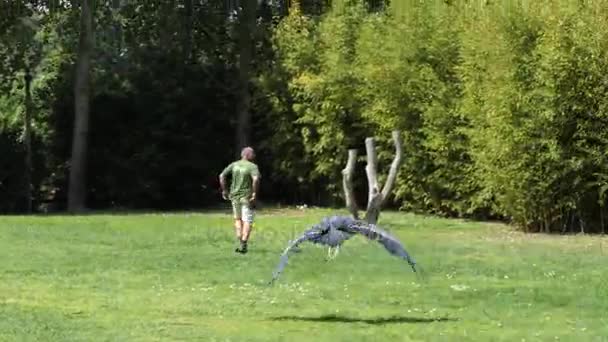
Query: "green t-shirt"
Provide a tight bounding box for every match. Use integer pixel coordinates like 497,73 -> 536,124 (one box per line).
220,160 -> 260,202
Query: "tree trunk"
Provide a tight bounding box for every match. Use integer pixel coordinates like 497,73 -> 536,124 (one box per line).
49,0 -> 60,14
160,0 -> 175,49
601,205 -> 605,235
68,0 -> 93,213
364,137 -> 382,224
23,68 -> 33,213
234,0 -> 257,156
183,0 -> 193,64
112,0 -> 122,53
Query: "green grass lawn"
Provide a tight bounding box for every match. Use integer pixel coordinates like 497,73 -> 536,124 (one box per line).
1,208 -> 607,341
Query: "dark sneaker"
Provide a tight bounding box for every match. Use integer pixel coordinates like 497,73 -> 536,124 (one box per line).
235,241 -> 248,254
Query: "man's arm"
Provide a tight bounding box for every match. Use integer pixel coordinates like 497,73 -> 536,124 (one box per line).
251,175 -> 260,201
250,165 -> 261,202
219,163 -> 233,199
219,175 -> 228,199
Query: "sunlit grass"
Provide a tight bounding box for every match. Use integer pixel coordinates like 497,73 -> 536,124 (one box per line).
0,208 -> 607,341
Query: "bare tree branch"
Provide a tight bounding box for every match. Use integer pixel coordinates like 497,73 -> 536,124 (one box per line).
365,137 -> 379,197
380,130 -> 403,206
365,137 -> 382,224
342,149 -> 359,219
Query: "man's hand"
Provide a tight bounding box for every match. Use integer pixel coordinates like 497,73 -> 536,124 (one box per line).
222,191 -> 229,200
249,192 -> 256,203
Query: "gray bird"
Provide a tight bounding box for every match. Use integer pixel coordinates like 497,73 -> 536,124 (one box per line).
269,215 -> 421,284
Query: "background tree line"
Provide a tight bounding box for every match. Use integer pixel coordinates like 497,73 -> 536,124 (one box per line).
1,0 -> 608,233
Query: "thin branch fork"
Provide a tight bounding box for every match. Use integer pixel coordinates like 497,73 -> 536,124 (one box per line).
381,130 -> 403,206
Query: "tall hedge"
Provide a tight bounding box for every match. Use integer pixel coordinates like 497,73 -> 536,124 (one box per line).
267,0 -> 608,232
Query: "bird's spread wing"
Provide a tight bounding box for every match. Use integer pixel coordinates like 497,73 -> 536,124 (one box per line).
268,227 -> 325,285
343,221 -> 421,275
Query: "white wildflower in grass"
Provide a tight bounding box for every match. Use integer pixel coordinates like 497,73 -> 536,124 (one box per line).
450,284 -> 470,291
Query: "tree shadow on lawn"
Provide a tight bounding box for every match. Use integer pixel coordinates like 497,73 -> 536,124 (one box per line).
270,314 -> 457,325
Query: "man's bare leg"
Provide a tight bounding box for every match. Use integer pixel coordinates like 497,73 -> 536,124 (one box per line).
234,219 -> 243,240
237,221 -> 252,253
237,203 -> 255,253
242,221 -> 253,242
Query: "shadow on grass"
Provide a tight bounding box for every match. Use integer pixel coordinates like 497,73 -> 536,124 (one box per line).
270,314 -> 457,325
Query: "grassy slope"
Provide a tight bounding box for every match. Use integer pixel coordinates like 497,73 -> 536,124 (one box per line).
0,208 -> 607,341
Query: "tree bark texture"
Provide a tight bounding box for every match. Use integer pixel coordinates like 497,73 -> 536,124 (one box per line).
24,68 -> 33,213
342,149 -> 359,220
234,0 -> 257,157
68,0 -> 93,212
183,0 -> 193,64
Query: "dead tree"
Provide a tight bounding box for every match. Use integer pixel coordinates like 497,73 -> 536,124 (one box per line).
342,130 -> 403,225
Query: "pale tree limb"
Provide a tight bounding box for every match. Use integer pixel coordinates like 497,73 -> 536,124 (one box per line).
380,130 -> 403,207
364,131 -> 403,224
342,149 -> 359,220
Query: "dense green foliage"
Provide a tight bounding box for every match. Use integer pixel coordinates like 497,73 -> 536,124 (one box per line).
264,0 -> 608,232
1,209 -> 607,340
2,1 -> 608,232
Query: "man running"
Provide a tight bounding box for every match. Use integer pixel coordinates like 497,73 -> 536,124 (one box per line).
219,147 -> 260,254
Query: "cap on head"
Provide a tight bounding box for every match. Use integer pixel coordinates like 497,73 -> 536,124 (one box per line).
241,146 -> 255,161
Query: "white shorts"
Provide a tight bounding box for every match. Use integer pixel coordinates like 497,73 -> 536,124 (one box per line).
232,200 -> 254,223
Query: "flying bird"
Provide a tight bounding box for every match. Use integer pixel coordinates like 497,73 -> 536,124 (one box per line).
269,215 -> 421,284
